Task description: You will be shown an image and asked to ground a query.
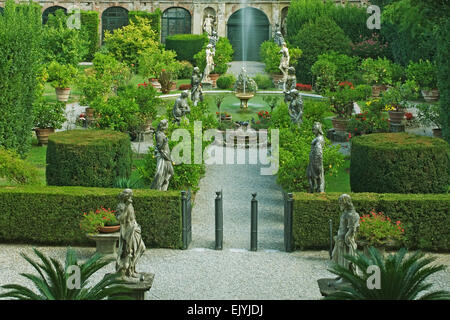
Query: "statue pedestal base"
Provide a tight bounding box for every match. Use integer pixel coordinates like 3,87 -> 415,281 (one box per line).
317,278 -> 352,297
106,272 -> 155,300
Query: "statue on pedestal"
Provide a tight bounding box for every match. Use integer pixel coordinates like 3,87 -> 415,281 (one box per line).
284,66 -> 297,92
151,119 -> 174,191
172,90 -> 190,125
202,44 -> 215,83
286,89 -> 303,128
209,29 -> 218,54
203,14 -> 215,37
306,122 -> 325,192
279,42 -> 290,81
191,67 -> 203,106
115,188 -> 146,282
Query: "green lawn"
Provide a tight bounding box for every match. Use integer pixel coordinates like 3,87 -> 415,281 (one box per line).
325,158 -> 351,193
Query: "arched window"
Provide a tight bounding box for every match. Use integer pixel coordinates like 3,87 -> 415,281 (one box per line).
42,6 -> 67,25
161,7 -> 191,43
102,7 -> 129,42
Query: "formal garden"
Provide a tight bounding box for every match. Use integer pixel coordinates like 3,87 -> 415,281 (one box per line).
0,0 -> 449,301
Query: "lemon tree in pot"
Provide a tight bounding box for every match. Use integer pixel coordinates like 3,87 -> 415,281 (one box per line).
406,59 -> 439,102
33,100 -> 66,146
47,61 -> 78,102
361,57 -> 393,97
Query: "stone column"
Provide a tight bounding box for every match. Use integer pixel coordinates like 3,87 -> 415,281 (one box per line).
192,3 -> 202,35
217,3 -> 226,38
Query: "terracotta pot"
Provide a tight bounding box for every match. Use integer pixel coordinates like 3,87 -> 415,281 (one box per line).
170,82 -> 177,91
35,128 -> 55,146
99,225 -> 120,233
209,73 -> 220,88
55,87 -> 71,102
388,110 -> 405,124
331,117 -> 349,132
432,128 -> 442,138
149,79 -> 161,91
371,85 -> 387,98
421,89 -> 439,102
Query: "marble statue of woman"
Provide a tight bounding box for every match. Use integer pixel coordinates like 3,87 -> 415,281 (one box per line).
306,122 -> 325,193
203,14 -> 214,36
191,67 -> 203,106
115,188 -> 146,282
331,194 -> 360,283
279,42 -> 290,81
202,44 -> 215,83
151,119 -> 174,191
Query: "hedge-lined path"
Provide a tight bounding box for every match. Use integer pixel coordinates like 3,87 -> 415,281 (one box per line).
190,146 -> 285,251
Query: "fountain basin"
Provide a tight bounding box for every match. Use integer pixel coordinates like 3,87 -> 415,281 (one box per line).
235,92 -> 255,109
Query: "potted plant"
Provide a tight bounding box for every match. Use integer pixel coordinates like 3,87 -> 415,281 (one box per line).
381,81 -> 417,125
327,82 -> 359,132
33,100 -> 66,145
406,59 -> 439,102
80,207 -> 120,234
416,103 -> 443,138
47,61 -> 78,102
361,57 -> 392,97
357,210 -> 405,256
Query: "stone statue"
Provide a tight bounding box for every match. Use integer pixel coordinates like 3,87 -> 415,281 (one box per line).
172,90 -> 190,125
306,122 -> 325,193
279,42 -> 290,81
331,194 -> 360,283
203,14 -> 215,36
115,188 -> 146,282
284,66 -> 297,92
202,44 -> 215,83
286,89 -> 303,127
151,119 -> 174,191
209,29 -> 218,54
191,67 -> 203,106
274,31 -> 285,47
281,16 -> 287,36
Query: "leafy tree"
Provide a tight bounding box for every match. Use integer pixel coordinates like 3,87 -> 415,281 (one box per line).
326,247 -> 450,300
0,248 -> 133,300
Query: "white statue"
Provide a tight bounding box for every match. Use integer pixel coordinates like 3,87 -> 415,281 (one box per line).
203,15 -> 215,36
279,42 -> 290,81
202,44 -> 215,82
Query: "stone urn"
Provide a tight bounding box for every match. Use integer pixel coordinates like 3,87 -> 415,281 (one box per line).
432,128 -> 442,138
35,128 -> 55,146
55,87 -> 71,102
388,110 -> 405,124
371,85 -> 387,98
421,89 -> 439,102
331,117 -> 349,132
209,73 -> 220,88
270,73 -> 284,89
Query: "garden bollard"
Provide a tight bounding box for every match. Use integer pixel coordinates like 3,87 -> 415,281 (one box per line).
251,193 -> 258,251
215,190 -> 223,250
329,219 -> 333,260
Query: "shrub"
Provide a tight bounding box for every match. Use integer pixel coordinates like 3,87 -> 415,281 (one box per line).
436,19 -> 450,141
358,210 -> 405,247
311,59 -> 337,94
128,9 -> 161,42
46,130 -> 132,188
406,59 -> 438,91
351,33 -> 390,59
350,133 -> 449,194
360,57 -> 393,86
138,47 -> 181,83
296,83 -> 312,91
253,74 -> 273,89
0,0 -> 43,157
313,51 -> 360,84
0,148 -> 40,185
216,73 -> 236,89
260,41 -> 282,74
178,60 -> 194,79
47,61 -> 79,89
165,34 -> 209,63
80,11 -> 100,61
33,101 -> 66,129
290,16 -> 351,83
303,100 -> 330,123
179,84 -> 192,91
194,37 -> 233,74
80,207 -> 118,233
291,192 -> 450,251
0,186 -> 183,248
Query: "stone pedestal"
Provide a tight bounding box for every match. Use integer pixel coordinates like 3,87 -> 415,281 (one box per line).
202,81 -> 213,90
106,272 -> 155,300
317,278 -> 352,297
86,232 -> 120,261
389,122 -> 405,133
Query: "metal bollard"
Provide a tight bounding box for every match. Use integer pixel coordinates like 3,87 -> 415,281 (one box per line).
329,219 -> 333,260
250,193 -> 258,251
215,191 -> 223,250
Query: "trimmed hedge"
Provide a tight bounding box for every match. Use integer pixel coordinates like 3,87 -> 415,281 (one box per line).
80,11 -> 99,61
46,130 -> 132,188
0,186 -> 182,248
292,192 -> 450,252
350,133 -> 449,194
129,10 -> 161,41
165,34 -> 208,64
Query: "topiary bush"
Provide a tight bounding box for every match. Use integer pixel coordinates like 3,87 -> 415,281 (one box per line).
165,34 -> 208,64
80,11 -> 99,61
46,130 -> 132,188
128,9 -> 161,42
0,148 -> 40,185
253,74 -> 273,89
216,73 -> 236,89
350,133 -> 449,194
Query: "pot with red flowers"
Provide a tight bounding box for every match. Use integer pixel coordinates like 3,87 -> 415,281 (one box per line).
80,207 -> 120,234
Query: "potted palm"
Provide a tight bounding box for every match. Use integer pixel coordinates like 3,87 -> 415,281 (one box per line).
361,57 -> 392,97
406,59 -> 439,102
33,100 -> 66,146
47,61 -> 79,102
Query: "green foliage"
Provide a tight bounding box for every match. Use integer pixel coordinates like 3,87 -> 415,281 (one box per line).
350,133 -> 449,194
42,9 -> 88,66
291,192 -> 450,251
33,100 -> 66,129
165,34 -> 209,63
358,210 -> 405,247
118,85 -> 160,125
416,103 -> 443,129
0,148 -> 40,185
313,51 -> 360,85
303,100 -> 331,124
0,248 -> 134,300
253,74 -> 273,90
0,0 -> 43,157
138,47 -> 181,83
350,33 -> 390,60
380,81 -> 419,111
326,248 -> 450,300
194,37 -> 234,74
360,57 -> 394,86
326,83 -> 361,119
92,52 -> 132,90
178,60 -> 194,79
406,59 -> 438,90
80,207 -> 118,233
104,16 -> 159,68
260,41 -> 282,74
128,9 -> 161,42
47,61 -> 79,89
436,19 -> 450,141
216,73 -> 236,89
0,185 -> 182,247
311,59 -> 337,94
290,16 -> 351,84
346,99 -> 389,136
80,11 -> 99,61
46,130 -> 132,188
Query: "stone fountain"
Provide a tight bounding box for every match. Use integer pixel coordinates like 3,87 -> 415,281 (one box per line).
234,67 -> 257,109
